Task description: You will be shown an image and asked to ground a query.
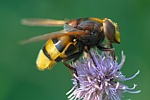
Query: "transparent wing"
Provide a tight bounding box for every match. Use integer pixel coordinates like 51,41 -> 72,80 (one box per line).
20,30 -> 87,44
21,18 -> 66,27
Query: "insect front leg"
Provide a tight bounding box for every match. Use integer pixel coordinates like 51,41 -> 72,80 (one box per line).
109,43 -> 116,60
97,43 -> 116,60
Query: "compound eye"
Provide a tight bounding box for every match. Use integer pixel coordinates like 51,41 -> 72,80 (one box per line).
103,18 -> 120,44
103,19 -> 115,42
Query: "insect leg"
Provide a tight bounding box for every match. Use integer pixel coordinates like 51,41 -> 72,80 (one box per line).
62,59 -> 76,73
62,51 -> 83,73
110,43 -> 116,60
97,44 -> 114,51
62,52 -> 83,87
84,46 -> 97,67
97,43 -> 116,60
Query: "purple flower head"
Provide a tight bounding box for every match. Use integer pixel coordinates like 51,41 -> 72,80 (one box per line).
67,49 -> 140,100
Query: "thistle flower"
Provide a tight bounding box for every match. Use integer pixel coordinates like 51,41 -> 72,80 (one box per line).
66,49 -> 140,100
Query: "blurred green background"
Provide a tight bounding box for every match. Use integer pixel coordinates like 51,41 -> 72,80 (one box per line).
0,0 -> 149,100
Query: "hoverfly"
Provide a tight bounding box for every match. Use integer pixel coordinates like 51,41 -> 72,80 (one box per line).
21,17 -> 120,71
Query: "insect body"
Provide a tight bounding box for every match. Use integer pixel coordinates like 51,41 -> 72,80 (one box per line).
36,36 -> 77,70
21,17 -> 120,70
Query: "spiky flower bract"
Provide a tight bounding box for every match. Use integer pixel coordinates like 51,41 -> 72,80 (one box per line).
67,49 -> 140,100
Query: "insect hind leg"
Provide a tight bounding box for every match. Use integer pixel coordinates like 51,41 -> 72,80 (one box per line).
62,59 -> 80,87
62,52 -> 83,87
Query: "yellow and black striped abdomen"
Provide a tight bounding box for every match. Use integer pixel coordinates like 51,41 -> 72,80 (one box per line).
36,36 -> 77,70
